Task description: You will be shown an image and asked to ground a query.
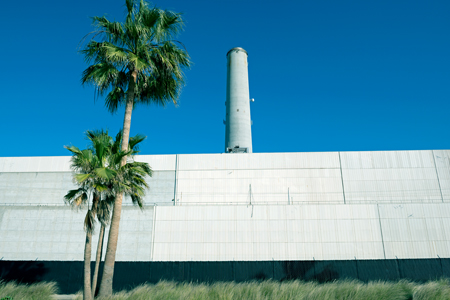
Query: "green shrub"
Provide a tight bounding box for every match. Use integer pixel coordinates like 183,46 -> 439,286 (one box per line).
0,281 -> 57,300
413,279 -> 450,300
4,278 -> 449,300
88,280 -> 416,300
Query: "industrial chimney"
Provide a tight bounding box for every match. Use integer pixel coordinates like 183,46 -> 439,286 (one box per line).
225,47 -> 253,153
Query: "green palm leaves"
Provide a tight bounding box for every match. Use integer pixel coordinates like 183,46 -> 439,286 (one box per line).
64,130 -> 152,233
80,0 -> 190,113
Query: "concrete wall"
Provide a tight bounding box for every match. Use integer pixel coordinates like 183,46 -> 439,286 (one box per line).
2,150 -> 449,206
1,203 -> 450,262
0,206 -> 154,261
1,150 -> 450,263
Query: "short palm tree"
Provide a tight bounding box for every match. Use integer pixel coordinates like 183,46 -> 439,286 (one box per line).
64,130 -> 152,300
91,195 -> 112,297
80,1 -> 190,295
64,131 -> 117,300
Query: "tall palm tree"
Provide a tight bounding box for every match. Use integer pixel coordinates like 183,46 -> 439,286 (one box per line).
80,0 -> 190,296
65,130 -> 152,299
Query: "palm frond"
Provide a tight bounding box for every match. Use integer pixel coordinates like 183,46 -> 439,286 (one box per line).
64,145 -> 82,155
64,188 -> 88,208
75,173 -> 92,184
92,132 -> 112,163
94,167 -> 117,180
86,129 -> 109,142
112,130 -> 123,153
152,9 -> 184,43
93,183 -> 109,192
97,199 -> 113,226
130,193 -> 144,210
102,42 -> 130,63
105,86 -> 126,113
92,17 -> 126,46
84,210 -> 96,234
125,0 -> 137,19
109,149 -> 132,166
128,134 -> 146,153
70,149 -> 97,173
81,61 -> 121,97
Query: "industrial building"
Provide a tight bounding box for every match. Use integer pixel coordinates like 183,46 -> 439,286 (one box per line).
1,48 -> 449,293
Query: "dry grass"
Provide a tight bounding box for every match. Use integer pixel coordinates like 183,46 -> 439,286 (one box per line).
3,279 -> 450,300
0,281 -> 57,300
72,279 -> 450,300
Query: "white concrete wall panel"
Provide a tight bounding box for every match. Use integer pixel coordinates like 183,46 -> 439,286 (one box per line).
176,159 -> 344,204
139,171 -> 175,205
178,152 -> 340,171
378,203 -> 450,259
135,155 -> 176,171
433,150 -> 450,202
341,151 -> 442,203
340,150 -> 435,169
0,171 -> 173,206
0,206 -> 154,261
342,168 -> 442,203
0,155 -> 175,173
0,172 -> 77,206
114,207 -> 154,261
152,204 -> 384,261
0,206 -> 87,261
0,157 -> 72,173
3,203 -> 450,262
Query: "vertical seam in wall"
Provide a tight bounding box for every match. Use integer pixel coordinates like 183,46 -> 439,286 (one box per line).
232,260 -> 236,281
432,150 -> 444,203
173,154 -> 178,205
377,204 -> 386,259
397,258 -> 402,278
151,206 -> 156,261
272,259 -> 275,279
338,152 -> 346,204
67,260 -> 73,293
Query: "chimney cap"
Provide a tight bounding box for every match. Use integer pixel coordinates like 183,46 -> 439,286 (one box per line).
227,47 -> 248,56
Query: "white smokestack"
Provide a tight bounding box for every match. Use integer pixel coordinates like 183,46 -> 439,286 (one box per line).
225,47 -> 253,153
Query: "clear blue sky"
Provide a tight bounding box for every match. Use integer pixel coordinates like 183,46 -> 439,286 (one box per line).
1,0 -> 449,156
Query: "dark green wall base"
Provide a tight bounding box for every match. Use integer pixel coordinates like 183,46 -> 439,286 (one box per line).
0,259 -> 448,294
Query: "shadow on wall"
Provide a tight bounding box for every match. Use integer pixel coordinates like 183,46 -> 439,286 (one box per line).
0,261 -> 49,283
0,261 -> 84,294
283,261 -> 341,282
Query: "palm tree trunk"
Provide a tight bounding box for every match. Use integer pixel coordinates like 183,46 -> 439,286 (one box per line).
84,231 -> 93,300
98,71 -> 137,297
91,224 -> 105,298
